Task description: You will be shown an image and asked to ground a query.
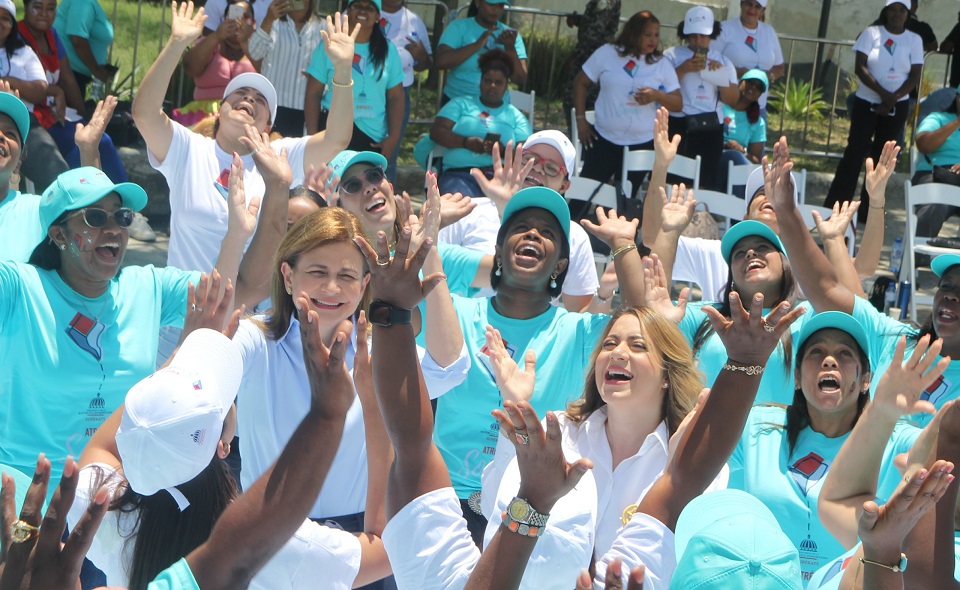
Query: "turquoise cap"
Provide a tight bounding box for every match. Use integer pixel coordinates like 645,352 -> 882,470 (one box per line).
501,186 -> 571,242
795,311 -> 871,363
932,253 -> 960,277
39,167 -> 148,230
0,92 -> 30,145
720,219 -> 785,263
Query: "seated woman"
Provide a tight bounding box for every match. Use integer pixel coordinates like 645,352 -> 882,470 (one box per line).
718,68 -> 767,194
429,49 -> 532,197
177,0 -> 257,127
912,88 -> 960,241
53,0 -> 114,96
728,311 -> 921,580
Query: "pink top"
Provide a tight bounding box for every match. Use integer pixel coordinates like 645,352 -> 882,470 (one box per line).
192,37 -> 256,101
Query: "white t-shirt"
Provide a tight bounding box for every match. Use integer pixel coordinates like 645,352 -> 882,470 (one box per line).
581,44 -> 680,145
663,46 -> 737,118
853,25 -> 924,104
234,315 -> 469,518
0,46 -> 46,111
379,7 -> 432,88
438,197 -> 599,299
673,236 -> 727,302
595,512 -> 677,590
711,18 -> 784,109
149,122 -> 308,273
67,463 -> 362,590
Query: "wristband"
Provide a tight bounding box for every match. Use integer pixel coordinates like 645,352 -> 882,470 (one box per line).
331,78 -> 354,88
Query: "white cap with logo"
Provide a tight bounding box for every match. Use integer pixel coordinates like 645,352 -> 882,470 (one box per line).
523,130 -> 576,175
684,6 -> 715,37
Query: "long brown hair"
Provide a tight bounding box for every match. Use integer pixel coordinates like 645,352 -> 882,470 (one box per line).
566,306 -> 701,435
257,207 -> 370,340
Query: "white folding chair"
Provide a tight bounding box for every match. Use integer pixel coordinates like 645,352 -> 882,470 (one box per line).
694,189 -> 746,234
726,162 -> 760,197
799,203 -> 856,258
910,146 -> 919,177
425,145 -> 446,177
621,149 -> 701,198
796,168 -> 809,204
902,181 -> 960,321
565,176 -> 624,272
570,107 -> 595,177
511,90 -> 535,129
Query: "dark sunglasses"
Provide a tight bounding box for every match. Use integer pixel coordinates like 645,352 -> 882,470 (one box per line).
339,167 -> 385,195
66,207 -> 135,229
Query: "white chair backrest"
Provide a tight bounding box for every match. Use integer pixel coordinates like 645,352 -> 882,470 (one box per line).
798,203 -> 855,257
570,107 -> 596,177
694,189 -> 745,234
726,162 -> 760,196
910,146 -> 918,177
902,181 -> 960,321
565,176 -> 620,212
425,145 -> 447,182
512,90 -> 536,129
796,168 -> 808,204
621,148 -> 701,197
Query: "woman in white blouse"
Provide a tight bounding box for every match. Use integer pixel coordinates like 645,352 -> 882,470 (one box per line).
246,0 -> 324,137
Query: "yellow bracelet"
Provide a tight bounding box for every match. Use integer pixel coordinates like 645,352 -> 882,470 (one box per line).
721,362 -> 765,376
331,79 -> 354,88
611,243 -> 637,258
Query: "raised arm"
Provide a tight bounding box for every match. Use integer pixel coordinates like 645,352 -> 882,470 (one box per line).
649,183 -> 696,286
132,1 -> 207,163
581,208 -> 644,307
209,151 -> 261,310
765,137 -> 856,313
640,108 -> 681,247
818,335 -> 946,548
73,96 -> 118,170
855,141 -> 898,280
813,201 -> 867,298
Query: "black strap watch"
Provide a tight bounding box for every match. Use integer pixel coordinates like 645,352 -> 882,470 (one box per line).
368,299 -> 413,327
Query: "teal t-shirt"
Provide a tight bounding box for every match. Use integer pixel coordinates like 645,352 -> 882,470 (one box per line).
54,0 -> 114,77
0,262 -> 199,496
728,405 -> 919,586
0,190 -> 43,263
438,17 -> 527,100
722,104 -> 767,148
436,96 -> 531,170
916,111 -> 960,171
435,296 -> 609,497
147,558 -> 200,590
677,300 -> 814,405
305,40 -> 404,141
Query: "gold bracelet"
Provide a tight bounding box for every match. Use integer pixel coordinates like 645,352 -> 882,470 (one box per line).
721,362 -> 765,376
611,243 -> 637,258
869,204 -> 885,209
331,79 -> 354,88
859,553 -> 907,573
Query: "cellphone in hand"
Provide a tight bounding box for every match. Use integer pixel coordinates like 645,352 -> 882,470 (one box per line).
227,4 -> 245,20
694,47 -> 709,58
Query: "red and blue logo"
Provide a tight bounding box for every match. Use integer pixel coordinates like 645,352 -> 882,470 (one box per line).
921,374 -> 950,405
352,53 -> 365,76
884,38 -> 897,55
789,452 -> 829,496
745,35 -> 757,52
623,59 -> 638,77
66,312 -> 105,361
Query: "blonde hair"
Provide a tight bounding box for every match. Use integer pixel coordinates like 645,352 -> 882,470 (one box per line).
257,208 -> 370,340
566,306 -> 702,435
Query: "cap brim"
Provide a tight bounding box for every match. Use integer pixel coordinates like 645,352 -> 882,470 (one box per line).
343,151 -> 389,173
932,254 -> 960,277
501,187 -> 571,241
720,220 -> 784,262
795,311 -> 871,362
169,328 -> 243,411
675,489 -> 779,562
0,92 -> 31,145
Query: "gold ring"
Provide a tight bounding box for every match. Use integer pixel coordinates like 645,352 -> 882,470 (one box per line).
10,519 -> 39,543
763,321 -> 776,333
376,257 -> 390,267
515,432 -> 530,445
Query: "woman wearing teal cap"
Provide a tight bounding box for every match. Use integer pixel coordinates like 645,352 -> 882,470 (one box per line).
717,69 -> 767,193
0,164 -> 257,500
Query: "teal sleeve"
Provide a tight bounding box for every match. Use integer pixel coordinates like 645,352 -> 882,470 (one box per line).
514,30 -> 527,60
64,0 -> 96,37
158,267 -> 202,327
438,242 -> 484,295
750,117 -> 766,145
514,107 -> 532,140
0,262 -> 21,328
438,19 -> 463,49
386,43 -> 405,88
437,98 -> 461,121
305,42 -> 330,83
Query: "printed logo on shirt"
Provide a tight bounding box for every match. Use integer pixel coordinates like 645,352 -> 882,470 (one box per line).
789,452 -> 830,496
623,59 -> 638,78
744,35 -> 757,52
213,168 -> 230,200
884,38 -> 897,55
379,17 -> 390,36
921,374 -> 950,405
476,338 -> 518,384
353,53 -> 366,76
66,312 -> 105,361
193,379 -> 203,390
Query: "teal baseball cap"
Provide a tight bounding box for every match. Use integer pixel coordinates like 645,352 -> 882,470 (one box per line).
501,186 -> 571,241
486,0 -> 511,4
932,253 -> 960,277
795,311 -> 871,365
329,150 -> 388,191
672,489 -> 802,590
39,167 -> 148,230
348,0 -> 381,11
0,92 -> 30,145
741,69 -> 769,92
720,219 -> 785,263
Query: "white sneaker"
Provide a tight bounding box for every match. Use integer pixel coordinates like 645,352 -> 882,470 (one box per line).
128,212 -> 157,242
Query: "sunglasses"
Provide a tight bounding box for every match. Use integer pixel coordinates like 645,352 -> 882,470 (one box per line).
521,151 -> 567,178
339,167 -> 385,195
66,207 -> 135,229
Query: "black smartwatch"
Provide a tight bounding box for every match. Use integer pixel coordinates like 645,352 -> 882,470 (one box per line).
368,299 -> 413,327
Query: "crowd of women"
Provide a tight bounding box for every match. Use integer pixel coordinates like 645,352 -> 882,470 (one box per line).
4,0 -> 960,589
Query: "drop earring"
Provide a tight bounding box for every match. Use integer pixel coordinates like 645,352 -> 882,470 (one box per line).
550,272 -> 558,289
495,261 -> 502,277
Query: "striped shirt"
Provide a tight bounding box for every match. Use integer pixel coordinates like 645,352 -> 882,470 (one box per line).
247,17 -> 324,111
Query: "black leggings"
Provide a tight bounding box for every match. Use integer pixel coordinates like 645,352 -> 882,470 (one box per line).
579,132 -> 653,200
667,115 -> 724,191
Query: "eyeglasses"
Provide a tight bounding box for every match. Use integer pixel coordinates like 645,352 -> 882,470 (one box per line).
521,151 -> 567,178
66,207 -> 135,228
339,167 -> 385,195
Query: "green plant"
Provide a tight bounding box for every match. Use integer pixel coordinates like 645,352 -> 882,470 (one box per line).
768,78 -> 829,121
517,28 -> 576,102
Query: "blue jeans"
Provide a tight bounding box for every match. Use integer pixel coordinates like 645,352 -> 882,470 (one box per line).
718,149 -> 751,198
46,121 -> 128,183
386,86 -> 411,183
438,169 -> 485,198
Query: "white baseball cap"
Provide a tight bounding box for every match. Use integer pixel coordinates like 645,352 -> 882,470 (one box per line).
0,0 -> 15,21
524,130 -> 576,175
116,329 -> 242,501
684,6 -> 715,37
744,166 -> 800,215
885,0 -> 909,8
223,72 -> 278,126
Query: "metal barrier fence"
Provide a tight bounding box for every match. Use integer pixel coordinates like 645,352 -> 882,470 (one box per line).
108,1 -> 954,160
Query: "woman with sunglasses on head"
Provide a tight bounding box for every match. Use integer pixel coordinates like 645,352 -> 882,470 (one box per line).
429,48 -> 531,198
0,163 -> 259,502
